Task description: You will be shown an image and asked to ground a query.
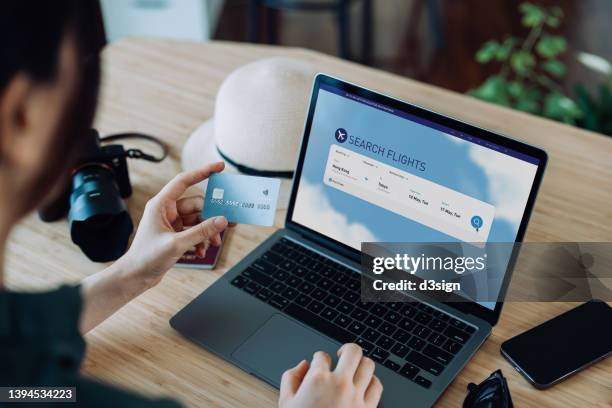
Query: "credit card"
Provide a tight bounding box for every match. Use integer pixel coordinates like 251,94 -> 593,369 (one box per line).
202,173 -> 280,226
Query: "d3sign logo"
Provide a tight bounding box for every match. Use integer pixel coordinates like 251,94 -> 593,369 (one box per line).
335,128 -> 348,143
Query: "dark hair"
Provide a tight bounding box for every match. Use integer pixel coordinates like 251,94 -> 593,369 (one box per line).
0,1 -> 103,87
0,0 -> 103,213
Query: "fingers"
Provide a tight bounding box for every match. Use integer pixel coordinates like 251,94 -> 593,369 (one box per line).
210,232 -> 222,247
364,375 -> 383,406
159,162 -> 224,202
171,217 -> 183,232
177,196 -> 204,216
194,241 -> 209,257
335,343 -> 363,377
308,351 -> 332,374
353,355 -> 375,390
279,359 -> 309,403
176,216 -> 228,250
181,213 -> 201,227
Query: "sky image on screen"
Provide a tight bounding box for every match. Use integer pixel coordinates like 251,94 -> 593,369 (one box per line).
292,84 -> 539,309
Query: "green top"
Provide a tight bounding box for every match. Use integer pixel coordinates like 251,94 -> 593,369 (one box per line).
0,285 -> 182,407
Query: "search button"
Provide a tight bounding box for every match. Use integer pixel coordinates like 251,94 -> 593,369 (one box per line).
471,215 -> 483,232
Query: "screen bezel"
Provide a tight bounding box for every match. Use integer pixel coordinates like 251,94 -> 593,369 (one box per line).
285,74 -> 548,326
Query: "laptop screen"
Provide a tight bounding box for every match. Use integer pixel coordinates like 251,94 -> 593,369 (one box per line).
291,81 -> 541,309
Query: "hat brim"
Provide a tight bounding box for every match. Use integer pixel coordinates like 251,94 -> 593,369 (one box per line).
182,119 -> 294,210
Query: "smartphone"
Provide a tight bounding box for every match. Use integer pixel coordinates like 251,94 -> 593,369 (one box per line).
501,300 -> 611,389
175,231 -> 226,269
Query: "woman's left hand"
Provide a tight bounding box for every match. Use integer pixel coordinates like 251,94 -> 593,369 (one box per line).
118,162 -> 229,289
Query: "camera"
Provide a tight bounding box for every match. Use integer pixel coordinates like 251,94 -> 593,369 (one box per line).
39,129 -> 134,262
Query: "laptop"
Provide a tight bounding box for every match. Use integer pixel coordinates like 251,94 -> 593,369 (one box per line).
171,74 -> 547,407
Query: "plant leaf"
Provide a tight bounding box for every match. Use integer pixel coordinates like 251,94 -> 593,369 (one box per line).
520,2 -> 546,27
525,87 -> 541,101
511,82 -> 541,114
574,83 -> 598,131
519,2 -> 534,12
511,51 -> 536,76
599,84 -> 612,107
508,81 -> 525,98
515,97 -> 540,114
536,35 -> 567,59
577,84 -> 612,135
546,15 -> 560,27
543,92 -> 582,124
476,40 -> 500,63
543,60 -> 567,77
469,75 -> 510,106
496,37 -> 517,61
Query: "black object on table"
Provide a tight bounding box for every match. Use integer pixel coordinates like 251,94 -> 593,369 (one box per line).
463,369 -> 514,408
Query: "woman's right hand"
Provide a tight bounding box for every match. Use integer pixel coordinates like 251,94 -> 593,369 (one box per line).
118,162 -> 229,290
279,343 -> 383,408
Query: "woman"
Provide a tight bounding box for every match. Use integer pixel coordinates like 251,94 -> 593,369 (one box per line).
0,1 -> 383,407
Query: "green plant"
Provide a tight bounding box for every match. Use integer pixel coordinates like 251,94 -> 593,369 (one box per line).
469,2 -> 582,125
575,52 -> 612,136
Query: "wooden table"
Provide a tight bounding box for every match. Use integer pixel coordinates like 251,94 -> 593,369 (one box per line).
6,38 -> 611,407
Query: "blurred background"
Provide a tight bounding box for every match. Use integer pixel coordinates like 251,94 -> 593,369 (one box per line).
100,0 -> 612,136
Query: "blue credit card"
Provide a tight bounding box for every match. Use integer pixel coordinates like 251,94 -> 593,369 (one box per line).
202,173 -> 280,226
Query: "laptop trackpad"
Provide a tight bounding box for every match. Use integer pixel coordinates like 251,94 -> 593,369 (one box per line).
232,314 -> 339,387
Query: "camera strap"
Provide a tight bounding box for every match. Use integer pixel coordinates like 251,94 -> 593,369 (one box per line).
100,132 -> 169,163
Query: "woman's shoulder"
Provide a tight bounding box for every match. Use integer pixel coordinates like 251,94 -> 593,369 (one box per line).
0,286 -> 182,407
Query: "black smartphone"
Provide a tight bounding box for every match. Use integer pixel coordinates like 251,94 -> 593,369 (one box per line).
500,300 -> 611,389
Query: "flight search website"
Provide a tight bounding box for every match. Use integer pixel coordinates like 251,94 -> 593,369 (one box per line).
292,83 -> 540,309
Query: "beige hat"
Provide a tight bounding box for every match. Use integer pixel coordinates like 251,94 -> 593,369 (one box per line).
182,57 -> 317,209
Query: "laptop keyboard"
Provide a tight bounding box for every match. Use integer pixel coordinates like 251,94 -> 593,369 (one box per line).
230,237 -> 476,389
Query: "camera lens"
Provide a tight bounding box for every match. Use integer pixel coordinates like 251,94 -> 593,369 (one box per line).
68,164 -> 133,262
